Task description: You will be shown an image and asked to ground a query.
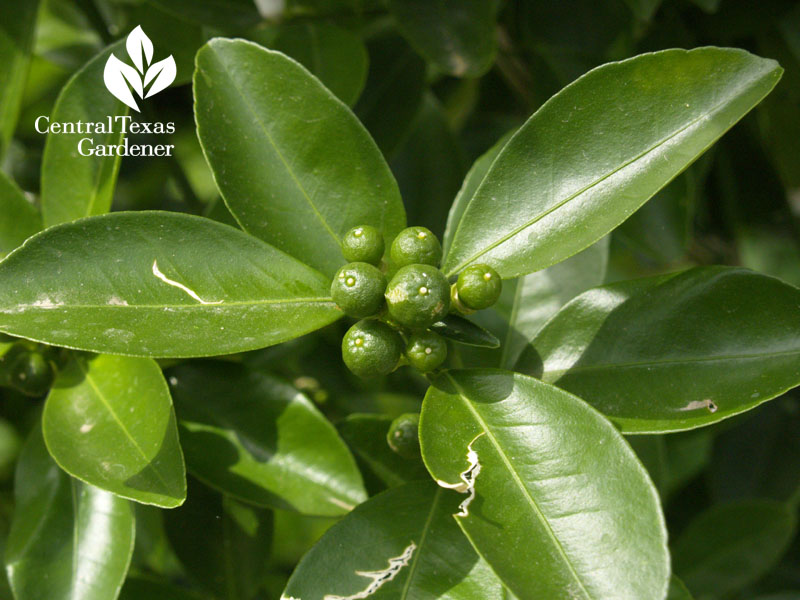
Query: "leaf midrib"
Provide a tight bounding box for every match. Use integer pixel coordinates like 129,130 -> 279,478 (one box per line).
399,487 -> 441,599
445,372 -> 593,600
543,347 -> 800,379
204,45 -> 343,251
444,66 -> 775,276
3,297 -> 334,311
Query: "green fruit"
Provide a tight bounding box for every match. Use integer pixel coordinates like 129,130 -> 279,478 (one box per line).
390,226 -> 442,268
342,320 -> 403,378
331,262 -> 387,318
342,225 -> 385,265
385,264 -> 450,329
456,264 -> 502,310
8,351 -> 55,397
386,413 -> 420,459
405,331 -> 447,372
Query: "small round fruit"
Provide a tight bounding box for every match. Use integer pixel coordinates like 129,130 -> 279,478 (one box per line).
385,264 -> 450,329
9,351 -> 54,397
387,413 -> 420,459
405,331 -> 447,373
342,320 -> 403,378
390,227 -> 442,268
456,264 -> 502,310
342,225 -> 385,265
331,262 -> 387,318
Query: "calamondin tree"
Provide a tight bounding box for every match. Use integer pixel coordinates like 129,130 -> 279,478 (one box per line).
0,1 -> 798,599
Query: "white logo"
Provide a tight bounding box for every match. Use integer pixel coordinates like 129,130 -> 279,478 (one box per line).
103,26 -> 176,112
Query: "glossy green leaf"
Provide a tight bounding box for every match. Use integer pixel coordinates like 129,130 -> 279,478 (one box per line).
273,22 -> 368,106
519,267 -> 800,433
147,0 -> 262,29
338,413 -> 428,488
420,369 -> 669,599
283,480 -> 506,599
168,361 -> 367,516
420,369 -> 669,600
164,478 -> 272,599
667,576 -> 694,600
5,426 -> 135,600
388,0 -> 497,77
43,354 -> 186,508
430,314 -> 500,348
442,48 -> 782,279
354,34 -> 427,157
0,171 -> 40,258
494,237 -> 609,369
0,211 -> 341,357
0,0 -> 39,156
41,41 -> 129,228
672,500 -> 796,598
194,38 -> 405,277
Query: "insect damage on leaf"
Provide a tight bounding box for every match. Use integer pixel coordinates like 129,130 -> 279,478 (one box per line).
323,542 -> 417,600
436,432 -> 485,517
678,399 -> 719,413
152,260 -> 223,305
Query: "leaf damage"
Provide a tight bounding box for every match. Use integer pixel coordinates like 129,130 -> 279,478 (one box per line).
323,542 -> 417,600
151,260 -> 223,305
436,431 -> 485,517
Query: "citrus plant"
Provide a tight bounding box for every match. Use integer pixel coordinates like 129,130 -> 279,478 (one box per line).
0,1 -> 799,599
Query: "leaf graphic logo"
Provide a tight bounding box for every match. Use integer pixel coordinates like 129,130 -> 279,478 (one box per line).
103,26 -> 176,112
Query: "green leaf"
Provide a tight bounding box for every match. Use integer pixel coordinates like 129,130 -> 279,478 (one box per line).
164,478 -> 272,599
667,576 -> 694,600
168,361 -> 367,516
672,500 -> 796,599
494,237 -> 609,369
283,480 -> 506,599
0,171 -> 40,258
354,34 -> 427,157
43,354 -> 186,508
194,38 -> 405,277
273,22 -> 368,106
0,211 -> 341,357
41,41 -> 129,228
337,413 -> 429,488
519,267 -> 800,433
420,369 -> 669,599
430,314 -> 500,348
5,426 -> 135,600
442,48 -> 782,279
388,0 -> 497,77
0,0 -> 40,157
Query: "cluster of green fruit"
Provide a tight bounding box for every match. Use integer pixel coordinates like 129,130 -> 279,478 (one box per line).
0,338 -> 58,397
332,225 -> 502,378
